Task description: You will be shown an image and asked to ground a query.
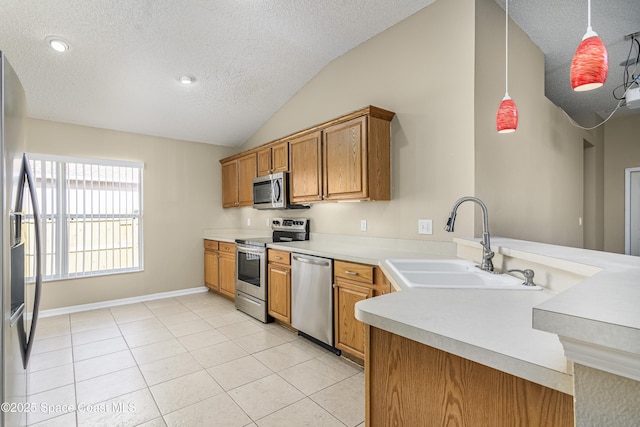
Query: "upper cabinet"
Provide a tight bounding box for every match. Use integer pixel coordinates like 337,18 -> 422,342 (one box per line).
290,108 -> 394,203
289,131 -> 322,203
219,106 -> 395,208
221,153 -> 257,208
257,140 -> 289,177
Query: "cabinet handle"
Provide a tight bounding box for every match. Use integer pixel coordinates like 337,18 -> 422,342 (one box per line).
332,284 -> 337,288
274,256 -> 282,260
345,270 -> 359,276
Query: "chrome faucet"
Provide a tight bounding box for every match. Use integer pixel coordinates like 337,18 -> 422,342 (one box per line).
444,196 -> 495,273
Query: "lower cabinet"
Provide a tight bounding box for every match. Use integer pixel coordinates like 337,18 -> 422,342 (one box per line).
204,240 -> 219,291
367,327 -> 574,426
333,260 -> 392,361
267,249 -> 291,324
218,242 -> 236,299
204,239 -> 236,300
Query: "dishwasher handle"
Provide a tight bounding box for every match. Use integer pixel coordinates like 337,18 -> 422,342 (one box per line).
293,254 -> 331,267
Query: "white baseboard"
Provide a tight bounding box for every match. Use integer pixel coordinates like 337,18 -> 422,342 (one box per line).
39,286 -> 209,318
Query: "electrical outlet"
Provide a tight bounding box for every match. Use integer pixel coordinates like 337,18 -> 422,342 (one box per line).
266,218 -> 270,227
247,218 -> 251,226
360,219 -> 367,232
418,219 -> 433,235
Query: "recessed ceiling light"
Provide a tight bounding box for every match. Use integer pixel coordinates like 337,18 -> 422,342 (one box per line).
178,74 -> 196,85
45,36 -> 70,52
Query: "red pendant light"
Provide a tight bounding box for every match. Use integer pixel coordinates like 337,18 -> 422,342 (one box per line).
570,0 -> 608,91
496,0 -> 518,133
497,95 -> 518,133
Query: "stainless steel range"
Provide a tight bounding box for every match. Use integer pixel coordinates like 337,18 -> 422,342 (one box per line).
235,218 -> 309,322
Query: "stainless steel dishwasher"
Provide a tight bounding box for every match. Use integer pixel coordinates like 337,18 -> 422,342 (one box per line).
291,253 -> 337,353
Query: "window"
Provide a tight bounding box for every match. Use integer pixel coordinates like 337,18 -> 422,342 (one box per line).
24,154 -> 143,280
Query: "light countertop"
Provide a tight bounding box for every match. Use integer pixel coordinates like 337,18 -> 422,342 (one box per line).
203,229 -> 270,243
202,231 -> 640,394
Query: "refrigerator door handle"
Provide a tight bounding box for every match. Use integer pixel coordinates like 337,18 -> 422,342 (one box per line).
15,153 -> 42,369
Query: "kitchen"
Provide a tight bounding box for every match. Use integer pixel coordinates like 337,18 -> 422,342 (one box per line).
1,0 -> 639,425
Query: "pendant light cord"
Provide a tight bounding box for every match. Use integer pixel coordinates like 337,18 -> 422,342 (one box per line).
505,0 -> 509,96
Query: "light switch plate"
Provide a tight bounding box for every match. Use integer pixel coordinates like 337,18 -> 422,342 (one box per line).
418,219 -> 432,235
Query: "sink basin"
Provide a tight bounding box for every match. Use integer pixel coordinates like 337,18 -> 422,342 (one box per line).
385,259 -> 542,290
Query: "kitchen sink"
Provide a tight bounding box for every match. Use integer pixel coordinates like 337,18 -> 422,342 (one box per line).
385,259 -> 542,290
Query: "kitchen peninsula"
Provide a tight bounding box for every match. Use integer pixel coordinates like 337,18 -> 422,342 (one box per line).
357,237 -> 640,426
202,228 -> 640,425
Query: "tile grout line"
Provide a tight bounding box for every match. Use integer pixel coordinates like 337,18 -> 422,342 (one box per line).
28,292 -> 365,426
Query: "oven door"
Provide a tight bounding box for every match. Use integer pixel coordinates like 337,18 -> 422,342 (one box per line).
235,243 -> 267,300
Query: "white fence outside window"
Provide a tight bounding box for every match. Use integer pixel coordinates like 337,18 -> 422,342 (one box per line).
24,154 -> 144,280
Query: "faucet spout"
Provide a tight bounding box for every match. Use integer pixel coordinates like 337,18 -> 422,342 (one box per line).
444,196 -> 495,272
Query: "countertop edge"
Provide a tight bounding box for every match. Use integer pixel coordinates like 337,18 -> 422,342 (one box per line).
356,303 -> 573,394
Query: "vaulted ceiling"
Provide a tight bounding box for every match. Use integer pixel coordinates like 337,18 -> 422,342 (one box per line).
0,0 -> 637,146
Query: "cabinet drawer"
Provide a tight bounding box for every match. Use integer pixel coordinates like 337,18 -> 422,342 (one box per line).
334,260 -> 374,284
268,249 -> 290,265
219,242 -> 236,254
204,240 -> 219,251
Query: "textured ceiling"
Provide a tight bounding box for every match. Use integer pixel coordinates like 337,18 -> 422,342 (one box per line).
0,0 -> 435,146
495,0 -> 640,127
0,0 -> 637,147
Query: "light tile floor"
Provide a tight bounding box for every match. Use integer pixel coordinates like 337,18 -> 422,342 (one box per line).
26,291 -> 365,427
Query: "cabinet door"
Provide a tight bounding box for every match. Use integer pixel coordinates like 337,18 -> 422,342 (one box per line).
289,131 -> 322,203
238,154 -> 257,207
268,264 -> 291,323
219,252 -> 236,300
204,250 -> 219,291
271,141 -> 289,173
334,279 -> 373,359
323,116 -> 367,201
257,147 -> 272,177
221,160 -> 239,207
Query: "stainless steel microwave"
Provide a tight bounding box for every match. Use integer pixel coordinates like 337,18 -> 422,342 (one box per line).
253,172 -> 309,210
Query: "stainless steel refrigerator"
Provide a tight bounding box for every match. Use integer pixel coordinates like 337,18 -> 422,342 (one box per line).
1,51 -> 43,427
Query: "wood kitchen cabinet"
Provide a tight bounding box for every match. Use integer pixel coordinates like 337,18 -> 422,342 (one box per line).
289,131 -> 322,203
221,153 -> 257,208
204,240 -> 219,291
204,240 -> 236,300
257,141 -> 289,176
267,249 -> 291,324
366,326 -> 574,426
289,107 -> 394,203
220,106 -> 394,207
333,260 -> 392,361
218,242 -> 236,299
221,160 -> 239,208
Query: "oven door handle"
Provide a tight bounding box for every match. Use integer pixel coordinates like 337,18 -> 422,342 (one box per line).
293,255 -> 331,267
236,243 -> 266,254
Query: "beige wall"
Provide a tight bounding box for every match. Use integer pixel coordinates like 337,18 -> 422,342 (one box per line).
604,114 -> 640,253
25,118 -> 237,309
574,364 -> 640,425
27,0 -> 634,310
234,0 -> 603,249
238,0 -> 479,241
473,0 -> 604,249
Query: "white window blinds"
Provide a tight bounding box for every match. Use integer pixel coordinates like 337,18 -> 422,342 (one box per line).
24,154 -> 144,280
